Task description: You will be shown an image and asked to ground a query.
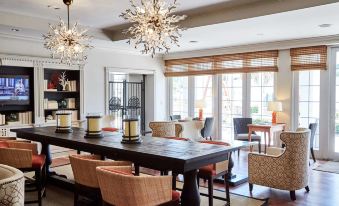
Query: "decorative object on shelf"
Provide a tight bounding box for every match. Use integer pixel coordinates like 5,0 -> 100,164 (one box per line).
43,0 -> 93,65
128,96 -> 140,108
109,97 -> 121,112
64,80 -> 71,91
46,115 -> 54,121
122,116 -> 142,144
58,71 -> 69,91
58,99 -> 67,109
6,113 -> 18,123
120,0 -> 186,57
85,114 -> 103,138
55,110 -> 73,133
196,99 -> 205,120
268,101 -> 283,124
47,82 -> 55,90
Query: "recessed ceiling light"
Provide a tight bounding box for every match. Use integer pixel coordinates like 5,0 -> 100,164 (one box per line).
189,40 -> 198,43
256,33 -> 264,36
11,28 -> 20,32
319,24 -> 332,28
47,5 -> 60,10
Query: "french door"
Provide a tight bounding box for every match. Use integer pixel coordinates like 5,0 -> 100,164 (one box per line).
329,47 -> 339,160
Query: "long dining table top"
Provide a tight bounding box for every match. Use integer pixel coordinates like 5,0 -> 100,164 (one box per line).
10,126 -> 246,173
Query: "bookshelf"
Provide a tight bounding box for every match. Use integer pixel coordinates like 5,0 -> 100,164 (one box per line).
43,69 -> 81,122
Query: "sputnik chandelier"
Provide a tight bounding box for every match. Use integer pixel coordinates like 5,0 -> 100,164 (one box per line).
120,0 -> 186,57
43,0 -> 92,65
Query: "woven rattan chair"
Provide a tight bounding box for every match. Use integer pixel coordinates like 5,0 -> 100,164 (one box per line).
198,140 -> 230,206
96,166 -> 180,206
69,154 -> 132,206
149,121 -> 182,138
0,140 -> 46,206
0,164 -> 25,206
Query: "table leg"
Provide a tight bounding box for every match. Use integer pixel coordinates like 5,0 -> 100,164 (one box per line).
226,151 -> 248,186
41,143 -> 52,174
181,169 -> 200,206
248,128 -> 253,152
268,130 -> 271,148
264,132 -> 267,154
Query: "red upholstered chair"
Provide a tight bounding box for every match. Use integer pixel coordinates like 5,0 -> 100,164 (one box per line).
96,166 -> 180,206
102,127 -> 119,132
198,140 -> 230,206
0,140 -> 46,206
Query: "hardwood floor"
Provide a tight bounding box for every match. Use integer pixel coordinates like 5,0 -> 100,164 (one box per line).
203,150 -> 339,206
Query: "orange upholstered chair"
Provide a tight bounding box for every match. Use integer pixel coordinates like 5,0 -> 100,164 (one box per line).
198,140 -> 230,206
96,166 -> 180,206
0,140 -> 46,206
69,154 -> 132,205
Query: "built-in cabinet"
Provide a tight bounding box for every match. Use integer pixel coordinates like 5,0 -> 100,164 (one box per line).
0,54 -> 85,136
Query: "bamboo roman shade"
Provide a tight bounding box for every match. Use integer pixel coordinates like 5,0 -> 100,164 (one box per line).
290,45 -> 327,71
164,50 -> 279,77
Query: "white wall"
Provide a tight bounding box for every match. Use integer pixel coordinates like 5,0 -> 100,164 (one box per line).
0,36 -> 167,121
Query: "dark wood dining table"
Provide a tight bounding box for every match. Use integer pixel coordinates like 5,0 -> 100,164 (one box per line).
11,126 -> 250,206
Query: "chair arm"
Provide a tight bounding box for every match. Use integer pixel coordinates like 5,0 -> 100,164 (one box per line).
0,148 -> 33,168
7,142 -> 38,155
248,152 -> 284,183
266,147 -> 285,157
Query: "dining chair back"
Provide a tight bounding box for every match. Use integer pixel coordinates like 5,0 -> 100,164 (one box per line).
308,123 -> 317,163
233,118 -> 252,135
170,115 -> 181,121
201,117 -> 214,139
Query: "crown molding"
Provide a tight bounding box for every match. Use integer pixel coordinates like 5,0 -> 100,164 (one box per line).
164,34 -> 339,60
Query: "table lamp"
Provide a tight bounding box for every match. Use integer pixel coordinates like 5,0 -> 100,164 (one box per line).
268,101 -> 282,124
196,99 -> 206,120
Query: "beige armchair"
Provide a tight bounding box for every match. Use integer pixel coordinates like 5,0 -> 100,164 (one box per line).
248,128 -> 311,201
149,121 -> 182,137
0,164 -> 24,206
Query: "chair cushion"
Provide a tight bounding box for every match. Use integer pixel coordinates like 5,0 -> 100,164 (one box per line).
32,154 -> 46,169
172,190 -> 180,201
235,134 -> 261,140
198,164 -> 215,176
0,141 -> 9,148
102,127 -> 119,132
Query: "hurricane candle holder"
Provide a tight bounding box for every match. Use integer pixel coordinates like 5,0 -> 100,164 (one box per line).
55,110 -> 72,133
121,117 -> 142,144
85,114 -> 103,138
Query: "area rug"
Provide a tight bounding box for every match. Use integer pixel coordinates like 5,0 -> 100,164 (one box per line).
314,161 -> 339,174
48,165 -> 268,206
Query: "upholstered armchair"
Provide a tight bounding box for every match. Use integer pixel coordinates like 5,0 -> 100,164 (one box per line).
96,166 -> 180,206
248,128 -> 311,200
69,154 -> 132,205
149,121 -> 182,138
0,140 -> 46,206
0,164 -> 25,206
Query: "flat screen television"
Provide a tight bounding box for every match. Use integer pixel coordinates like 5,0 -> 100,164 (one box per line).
0,75 -> 30,105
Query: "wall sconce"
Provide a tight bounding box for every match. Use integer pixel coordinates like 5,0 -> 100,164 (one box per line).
122,117 -> 142,144
55,110 -> 72,133
85,114 -> 103,138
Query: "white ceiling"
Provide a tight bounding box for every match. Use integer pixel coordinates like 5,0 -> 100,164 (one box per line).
0,0 -> 232,28
0,0 -> 338,55
167,2 -> 339,53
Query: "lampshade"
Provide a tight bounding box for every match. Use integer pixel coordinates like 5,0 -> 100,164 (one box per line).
268,101 -> 283,112
196,100 -> 206,109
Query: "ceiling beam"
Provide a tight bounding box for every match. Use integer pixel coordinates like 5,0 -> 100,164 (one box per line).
103,0 -> 339,41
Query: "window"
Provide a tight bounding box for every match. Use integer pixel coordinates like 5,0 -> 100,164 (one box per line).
250,72 -> 274,123
194,75 -> 213,118
171,77 -> 189,118
221,73 -> 243,141
298,70 -> 320,149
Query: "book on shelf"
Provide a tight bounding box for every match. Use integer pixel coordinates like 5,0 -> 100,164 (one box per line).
69,80 -> 77,92
44,99 -> 58,109
65,98 -> 76,109
0,114 -> 5,125
17,111 -> 32,125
